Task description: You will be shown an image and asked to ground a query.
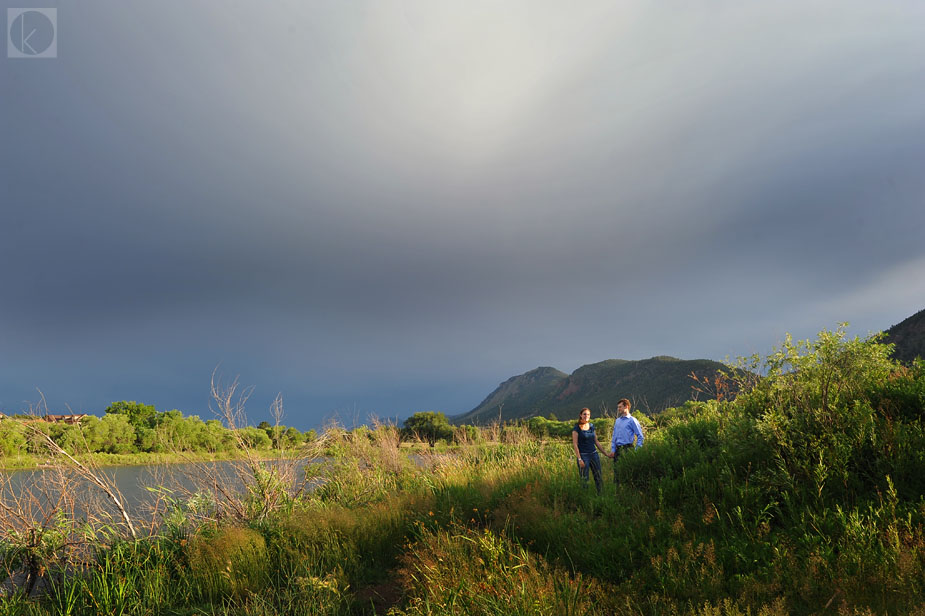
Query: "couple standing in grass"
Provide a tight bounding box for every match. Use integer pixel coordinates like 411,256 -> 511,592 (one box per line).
571,399 -> 644,494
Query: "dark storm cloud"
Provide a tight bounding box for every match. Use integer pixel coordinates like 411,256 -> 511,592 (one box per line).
1,1 -> 924,426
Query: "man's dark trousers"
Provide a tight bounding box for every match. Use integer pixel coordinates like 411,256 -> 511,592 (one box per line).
612,444 -> 633,485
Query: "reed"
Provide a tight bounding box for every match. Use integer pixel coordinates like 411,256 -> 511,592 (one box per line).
5,331 -> 925,615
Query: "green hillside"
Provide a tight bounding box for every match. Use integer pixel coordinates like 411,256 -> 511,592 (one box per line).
458,366 -> 568,424
10,326 -> 925,615
885,307 -> 925,363
457,356 -> 728,424
552,356 -> 729,414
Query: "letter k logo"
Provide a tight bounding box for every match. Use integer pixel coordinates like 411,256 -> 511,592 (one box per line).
8,9 -> 57,58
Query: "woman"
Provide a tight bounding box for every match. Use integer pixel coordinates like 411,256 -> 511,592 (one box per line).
571,407 -> 613,494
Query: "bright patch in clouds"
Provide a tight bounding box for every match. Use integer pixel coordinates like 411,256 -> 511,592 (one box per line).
0,0 -> 923,426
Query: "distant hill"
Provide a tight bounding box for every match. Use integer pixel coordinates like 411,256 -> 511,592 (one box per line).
456,357 -> 729,424
884,308 -> 925,363
458,366 -> 568,424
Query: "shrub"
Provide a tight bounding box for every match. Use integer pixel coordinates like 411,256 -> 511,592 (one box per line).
0,420 -> 27,457
732,327 -> 903,511
403,412 -> 453,447
393,525 -> 611,615
453,424 -> 481,445
187,525 -> 268,600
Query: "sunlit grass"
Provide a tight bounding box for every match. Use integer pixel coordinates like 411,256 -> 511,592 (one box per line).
5,331 -> 925,614
9,427 -> 925,614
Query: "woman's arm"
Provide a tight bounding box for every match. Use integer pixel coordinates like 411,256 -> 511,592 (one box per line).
595,435 -> 612,457
572,430 -> 584,468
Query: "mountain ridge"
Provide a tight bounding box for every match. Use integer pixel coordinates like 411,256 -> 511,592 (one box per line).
458,307 -> 925,425
455,356 -> 727,424
884,308 -> 925,363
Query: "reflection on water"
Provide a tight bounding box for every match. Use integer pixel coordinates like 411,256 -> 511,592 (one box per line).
0,459 -> 315,525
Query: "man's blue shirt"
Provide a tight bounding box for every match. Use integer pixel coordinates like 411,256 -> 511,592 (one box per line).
610,415 -> 644,451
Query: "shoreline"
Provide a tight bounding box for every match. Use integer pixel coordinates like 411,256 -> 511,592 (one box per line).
0,449 -> 302,473
1,440 -> 520,473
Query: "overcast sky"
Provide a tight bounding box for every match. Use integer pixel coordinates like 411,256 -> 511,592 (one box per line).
2,1 -> 924,429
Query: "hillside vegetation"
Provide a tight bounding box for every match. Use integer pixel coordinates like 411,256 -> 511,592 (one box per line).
459,356 -> 729,423
2,326 -> 925,615
885,307 -> 925,363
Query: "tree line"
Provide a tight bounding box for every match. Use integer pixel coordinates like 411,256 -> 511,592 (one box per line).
0,401 -> 633,460
400,410 -> 630,446
0,401 -> 316,457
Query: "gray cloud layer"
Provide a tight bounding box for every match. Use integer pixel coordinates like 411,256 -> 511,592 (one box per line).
2,1 -> 924,426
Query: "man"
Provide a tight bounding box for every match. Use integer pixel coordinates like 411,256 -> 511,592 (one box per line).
610,398 -> 643,486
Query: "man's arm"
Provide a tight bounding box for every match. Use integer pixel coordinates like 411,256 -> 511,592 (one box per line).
610,419 -> 619,452
633,417 -> 644,448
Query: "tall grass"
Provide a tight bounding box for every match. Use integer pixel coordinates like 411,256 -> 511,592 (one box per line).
392,524 -> 605,616
7,330 -> 925,614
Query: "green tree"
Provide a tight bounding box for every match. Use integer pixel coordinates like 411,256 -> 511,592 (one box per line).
25,422 -> 52,455
84,414 -> 137,454
453,424 -> 481,444
731,325 -> 901,508
105,400 -> 157,430
206,419 -> 238,452
258,421 -> 289,449
0,419 -> 28,457
281,426 -> 302,448
153,410 -> 220,452
403,412 -> 454,447
47,422 -> 85,453
135,426 -> 158,452
237,427 -> 272,450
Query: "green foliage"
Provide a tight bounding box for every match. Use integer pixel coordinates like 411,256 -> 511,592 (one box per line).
884,307 -> 925,363
461,357 -> 732,423
525,416 -> 574,438
525,415 -> 616,443
105,400 -> 157,431
0,591 -> 35,616
453,424 -> 482,444
8,324 -> 925,615
187,525 -> 269,600
25,422 -> 52,455
281,426 -> 303,448
394,525 -> 606,615
38,536 -> 196,615
868,358 -> 925,422
237,426 -> 273,450
83,414 -> 137,454
1,510 -> 75,597
0,419 -> 27,457
730,326 -> 914,510
0,405 -> 310,464
734,326 -> 894,416
403,411 -> 454,447
595,416 -> 616,440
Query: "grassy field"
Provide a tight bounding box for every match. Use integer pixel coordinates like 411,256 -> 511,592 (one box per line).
2,328 -> 924,615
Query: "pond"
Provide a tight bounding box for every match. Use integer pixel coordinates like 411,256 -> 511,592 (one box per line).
0,458 -> 316,529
